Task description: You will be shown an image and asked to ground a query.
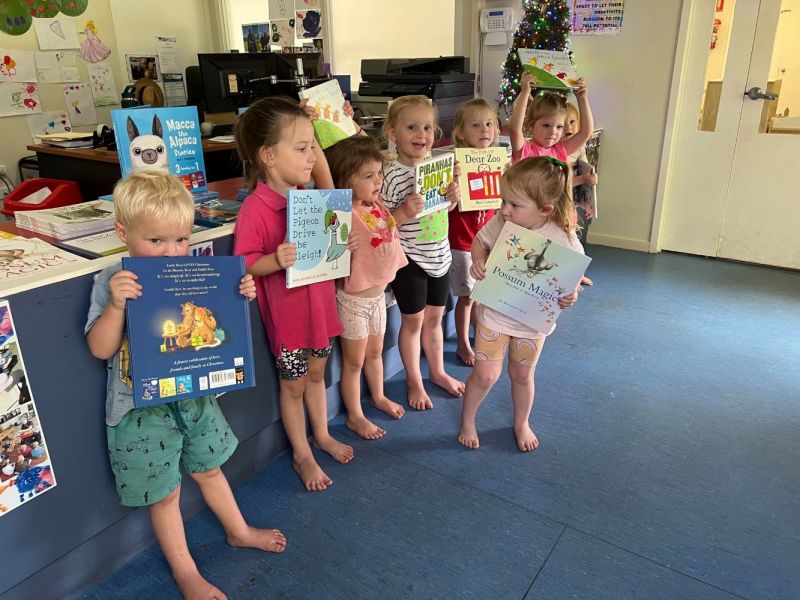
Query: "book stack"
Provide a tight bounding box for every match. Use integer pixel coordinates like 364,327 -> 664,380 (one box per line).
0,235 -> 88,284
14,200 -> 116,240
194,198 -> 242,228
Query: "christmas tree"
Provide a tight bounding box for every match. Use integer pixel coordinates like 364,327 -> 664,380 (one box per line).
499,0 -> 572,110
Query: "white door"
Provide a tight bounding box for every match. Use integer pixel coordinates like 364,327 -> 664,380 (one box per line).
660,0 -> 800,270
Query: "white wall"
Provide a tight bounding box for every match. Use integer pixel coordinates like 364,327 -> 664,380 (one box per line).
225,0 -> 269,53
770,0 -> 799,115
473,0 -> 684,250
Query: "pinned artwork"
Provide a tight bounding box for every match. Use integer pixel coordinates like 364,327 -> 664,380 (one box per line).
269,19 -> 295,49
295,0 -> 319,7
269,0 -> 293,19
63,83 -> 97,127
33,17 -> 80,50
0,50 -> 37,83
35,51 -> 79,83
242,23 -> 270,53
26,110 -> 72,142
0,300 -> 58,517
87,63 -> 118,106
295,10 -> 322,39
0,0 -> 87,35
0,83 -> 41,117
79,20 -> 111,63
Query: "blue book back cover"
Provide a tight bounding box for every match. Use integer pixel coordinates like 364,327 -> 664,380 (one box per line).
111,106 -> 208,192
122,256 -> 255,407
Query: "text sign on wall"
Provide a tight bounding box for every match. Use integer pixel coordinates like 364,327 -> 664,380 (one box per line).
571,0 -> 624,35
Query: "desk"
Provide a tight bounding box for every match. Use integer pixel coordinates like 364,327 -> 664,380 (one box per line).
27,139 -> 241,199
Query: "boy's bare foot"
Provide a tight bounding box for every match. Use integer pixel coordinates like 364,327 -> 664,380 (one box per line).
456,346 -> 476,367
407,387 -> 433,410
227,525 -> 287,553
514,423 -> 539,452
175,570 -> 227,600
313,435 -> 355,463
346,415 -> 386,440
292,455 -> 333,491
430,372 -> 466,397
370,395 -> 405,419
457,423 -> 480,449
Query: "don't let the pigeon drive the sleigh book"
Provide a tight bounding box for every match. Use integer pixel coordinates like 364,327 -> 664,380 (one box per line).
111,106 -> 208,192
286,189 -> 353,289
123,256 -> 255,407
470,220 -> 591,333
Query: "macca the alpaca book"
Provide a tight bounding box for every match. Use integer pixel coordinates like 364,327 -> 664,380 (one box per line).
111,106 -> 208,193
286,189 -> 352,289
122,256 -> 255,407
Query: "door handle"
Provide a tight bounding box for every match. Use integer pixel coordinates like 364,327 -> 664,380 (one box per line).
744,87 -> 778,101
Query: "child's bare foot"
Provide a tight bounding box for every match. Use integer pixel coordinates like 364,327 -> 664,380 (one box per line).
292,455 -> 333,491
456,346 -> 475,367
370,395 -> 405,419
430,372 -> 466,397
407,386 -> 433,410
514,423 -> 539,452
175,570 -> 227,600
314,434 -> 355,463
457,423 -> 480,449
580,275 -> 593,287
227,525 -> 287,553
346,415 -> 386,440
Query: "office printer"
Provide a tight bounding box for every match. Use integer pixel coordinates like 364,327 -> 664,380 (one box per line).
357,56 -> 475,137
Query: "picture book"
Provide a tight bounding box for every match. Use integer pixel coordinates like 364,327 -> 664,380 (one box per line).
57,224 -> 208,258
298,79 -> 358,149
517,49 -> 580,90
111,106 -> 208,193
455,147 -> 509,212
286,189 -> 352,288
122,256 -> 256,408
0,300 -> 58,517
13,200 -> 116,240
0,236 -> 87,284
194,198 -> 242,228
414,152 -> 455,218
470,220 -> 591,332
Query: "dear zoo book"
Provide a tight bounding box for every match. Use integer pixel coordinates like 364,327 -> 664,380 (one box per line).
111,106 -> 208,192
286,189 -> 352,289
122,256 -> 255,407
471,220 -> 591,332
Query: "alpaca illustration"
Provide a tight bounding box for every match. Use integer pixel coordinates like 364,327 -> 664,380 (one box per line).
127,115 -> 169,171
323,210 -> 347,269
524,240 -> 557,277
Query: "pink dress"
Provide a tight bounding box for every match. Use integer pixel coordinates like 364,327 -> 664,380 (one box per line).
512,139 -> 568,164
80,29 -> 111,63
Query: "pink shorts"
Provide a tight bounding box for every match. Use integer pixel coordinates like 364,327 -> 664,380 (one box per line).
336,288 -> 387,340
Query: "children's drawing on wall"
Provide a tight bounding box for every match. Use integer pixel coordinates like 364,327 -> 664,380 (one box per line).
0,83 -> 41,117
0,300 -> 58,517
0,0 -> 87,35
33,17 -> 81,50
0,49 -> 37,83
270,19 -> 295,48
295,0 -> 319,7
88,63 -> 119,106
295,10 -> 322,39
269,0 -> 293,20
35,51 -> 79,83
26,110 -> 72,142
63,83 -> 97,127
79,20 -> 111,63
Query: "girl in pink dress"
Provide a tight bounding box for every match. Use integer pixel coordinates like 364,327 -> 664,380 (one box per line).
79,20 -> 111,63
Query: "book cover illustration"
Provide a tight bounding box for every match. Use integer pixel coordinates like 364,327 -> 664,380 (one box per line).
0,236 -> 87,284
111,106 -> 208,192
194,198 -> 242,228
517,49 -> 580,90
14,200 -> 116,239
414,152 -> 455,218
298,79 -> 357,149
286,189 -> 352,289
0,300 -> 57,517
122,256 -> 256,408
471,220 -> 591,332
455,147 -> 509,212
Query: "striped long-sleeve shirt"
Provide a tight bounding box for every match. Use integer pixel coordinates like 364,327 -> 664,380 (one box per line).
381,160 -> 451,277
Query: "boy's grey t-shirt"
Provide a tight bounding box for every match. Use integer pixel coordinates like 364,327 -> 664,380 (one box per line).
85,262 -> 134,426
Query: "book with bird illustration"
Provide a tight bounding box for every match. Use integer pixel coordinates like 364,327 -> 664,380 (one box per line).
470,220 -> 591,332
517,49 -> 580,90
122,256 -> 256,407
298,79 -> 358,149
286,189 -> 352,288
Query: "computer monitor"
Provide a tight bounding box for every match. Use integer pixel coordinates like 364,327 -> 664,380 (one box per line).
196,52 -> 325,115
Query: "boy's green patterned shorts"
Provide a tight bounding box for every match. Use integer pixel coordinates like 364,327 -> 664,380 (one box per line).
106,395 -> 237,507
